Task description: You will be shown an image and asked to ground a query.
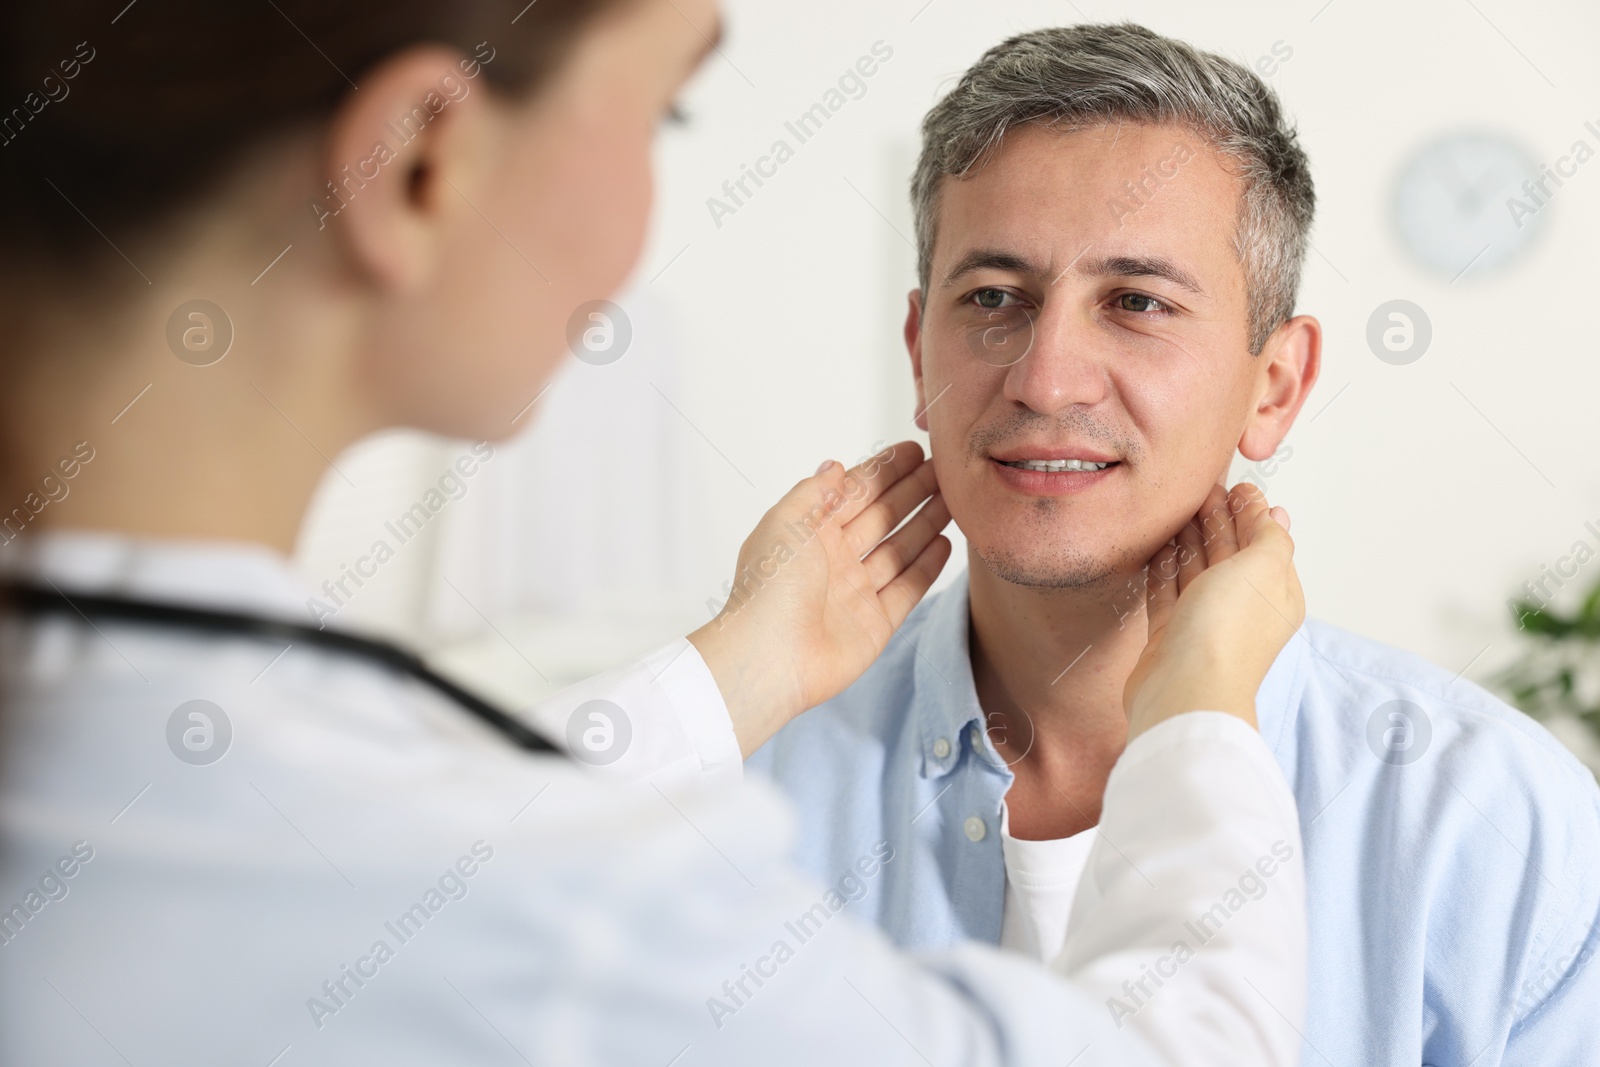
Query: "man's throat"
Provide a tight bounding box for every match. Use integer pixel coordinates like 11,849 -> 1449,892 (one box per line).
967,569 -> 1150,842
984,705 -> 1131,840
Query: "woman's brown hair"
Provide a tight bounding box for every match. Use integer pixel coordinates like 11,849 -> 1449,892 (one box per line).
0,0 -> 630,264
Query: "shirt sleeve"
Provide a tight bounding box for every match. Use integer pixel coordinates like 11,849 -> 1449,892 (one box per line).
520,638 -> 744,790
1055,711 -> 1308,1067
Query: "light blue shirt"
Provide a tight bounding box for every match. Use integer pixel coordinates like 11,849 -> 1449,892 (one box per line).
748,569 -> 1600,1065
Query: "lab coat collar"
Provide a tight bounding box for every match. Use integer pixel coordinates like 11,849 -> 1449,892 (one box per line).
0,528 -> 315,622
912,565 -> 1311,779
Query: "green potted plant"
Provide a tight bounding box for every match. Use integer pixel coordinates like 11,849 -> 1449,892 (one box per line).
1491,579 -> 1600,775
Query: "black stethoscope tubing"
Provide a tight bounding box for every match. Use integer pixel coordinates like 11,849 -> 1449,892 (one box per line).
2,582 -> 559,754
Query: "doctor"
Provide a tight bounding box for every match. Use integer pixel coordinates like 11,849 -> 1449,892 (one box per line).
0,1 -> 1305,1064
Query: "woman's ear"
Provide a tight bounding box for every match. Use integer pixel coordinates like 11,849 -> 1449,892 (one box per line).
1238,314 -> 1321,461
905,289 -> 930,430
319,46 -> 489,292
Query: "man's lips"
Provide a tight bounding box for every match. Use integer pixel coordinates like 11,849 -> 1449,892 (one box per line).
987,454 -> 1122,495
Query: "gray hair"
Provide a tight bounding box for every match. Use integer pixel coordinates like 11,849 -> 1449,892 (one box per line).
910,22 -> 1315,355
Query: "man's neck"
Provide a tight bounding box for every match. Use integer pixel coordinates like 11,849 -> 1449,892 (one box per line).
966,547 -> 1149,841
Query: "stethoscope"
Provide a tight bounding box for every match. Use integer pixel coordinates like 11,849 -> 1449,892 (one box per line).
2,582 -> 559,754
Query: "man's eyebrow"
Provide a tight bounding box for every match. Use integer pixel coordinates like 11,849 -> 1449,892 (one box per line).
940,249 -> 1049,287
1075,253 -> 1207,297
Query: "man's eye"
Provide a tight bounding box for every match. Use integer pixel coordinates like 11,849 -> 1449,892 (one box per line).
973,288 -> 1013,309
1115,292 -> 1169,314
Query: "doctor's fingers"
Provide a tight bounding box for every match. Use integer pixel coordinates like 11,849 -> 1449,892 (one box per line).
841,457 -> 939,558
1197,482 -> 1242,564
1175,518 -> 1207,593
1220,483 -> 1271,555
870,519 -> 953,630
1144,541 -> 1180,636
814,440 -> 927,534
860,492 -> 951,591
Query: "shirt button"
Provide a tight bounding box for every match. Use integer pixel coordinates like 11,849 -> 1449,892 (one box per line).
933,737 -> 951,759
963,816 -> 987,842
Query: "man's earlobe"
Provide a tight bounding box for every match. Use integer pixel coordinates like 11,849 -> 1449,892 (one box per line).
1238,314 -> 1320,461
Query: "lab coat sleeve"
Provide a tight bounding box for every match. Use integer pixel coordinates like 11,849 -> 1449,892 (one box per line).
1056,711 -> 1308,1067
520,637 -> 743,790
461,711 -> 1302,1066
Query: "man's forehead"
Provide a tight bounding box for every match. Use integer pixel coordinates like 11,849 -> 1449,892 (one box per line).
930,120 -> 1243,286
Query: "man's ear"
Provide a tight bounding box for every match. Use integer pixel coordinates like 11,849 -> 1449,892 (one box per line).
1239,314 -> 1321,461
321,46 -> 487,292
904,288 -> 929,430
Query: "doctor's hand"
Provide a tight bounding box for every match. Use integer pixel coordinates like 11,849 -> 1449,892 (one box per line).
1123,482 -> 1304,741
689,441 -> 951,757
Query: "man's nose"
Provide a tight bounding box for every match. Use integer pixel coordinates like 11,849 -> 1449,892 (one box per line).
1001,303 -> 1109,415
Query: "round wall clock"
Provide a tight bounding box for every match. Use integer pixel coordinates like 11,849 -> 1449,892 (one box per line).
1393,131 -> 1543,279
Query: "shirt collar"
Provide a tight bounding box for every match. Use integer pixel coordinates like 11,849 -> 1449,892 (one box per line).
0,528 -> 316,621
912,565 -> 1312,778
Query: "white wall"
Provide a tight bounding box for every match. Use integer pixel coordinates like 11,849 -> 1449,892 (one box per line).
296,0 -> 1600,759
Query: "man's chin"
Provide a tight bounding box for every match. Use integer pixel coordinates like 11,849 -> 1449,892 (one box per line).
973,541 -> 1142,592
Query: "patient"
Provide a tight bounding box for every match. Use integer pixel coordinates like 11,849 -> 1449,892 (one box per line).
748,22 -> 1600,1065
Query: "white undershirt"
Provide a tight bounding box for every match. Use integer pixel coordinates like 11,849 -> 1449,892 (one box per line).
998,801 -> 1099,960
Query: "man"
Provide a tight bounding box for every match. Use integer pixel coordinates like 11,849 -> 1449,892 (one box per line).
748,22 -> 1600,1065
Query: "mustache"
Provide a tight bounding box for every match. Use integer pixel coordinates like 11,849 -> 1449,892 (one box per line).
967,409 -> 1142,462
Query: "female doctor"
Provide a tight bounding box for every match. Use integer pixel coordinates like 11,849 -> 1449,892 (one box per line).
0,1 -> 1307,1064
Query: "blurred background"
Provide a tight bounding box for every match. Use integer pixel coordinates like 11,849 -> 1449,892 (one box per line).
293,0 -> 1600,770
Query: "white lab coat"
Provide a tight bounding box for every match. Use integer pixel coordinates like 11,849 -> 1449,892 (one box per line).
0,531 -> 1305,1066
